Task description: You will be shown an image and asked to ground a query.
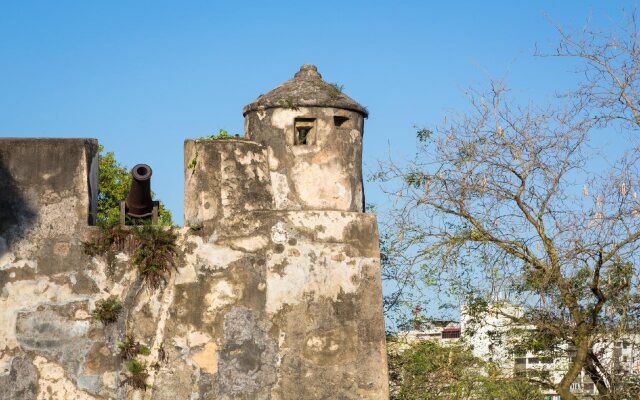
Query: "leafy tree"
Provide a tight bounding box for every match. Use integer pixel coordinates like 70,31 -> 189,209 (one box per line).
376,15 -> 640,400
97,145 -> 172,227
388,338 -> 543,400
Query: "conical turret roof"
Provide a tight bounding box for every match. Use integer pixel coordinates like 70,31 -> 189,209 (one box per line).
243,64 -> 368,117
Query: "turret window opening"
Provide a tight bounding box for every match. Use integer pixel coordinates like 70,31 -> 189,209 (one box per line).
294,118 -> 316,145
334,116 -> 349,127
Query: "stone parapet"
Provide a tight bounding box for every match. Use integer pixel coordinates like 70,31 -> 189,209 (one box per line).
184,139 -> 273,227
0,138 -> 98,273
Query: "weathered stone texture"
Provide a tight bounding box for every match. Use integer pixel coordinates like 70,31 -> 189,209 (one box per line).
184,139 -> 273,226
0,356 -> 38,400
243,64 -> 368,117
0,138 -> 98,273
244,107 -> 365,213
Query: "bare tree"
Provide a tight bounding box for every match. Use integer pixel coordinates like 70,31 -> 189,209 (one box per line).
375,78 -> 640,398
550,13 -> 640,131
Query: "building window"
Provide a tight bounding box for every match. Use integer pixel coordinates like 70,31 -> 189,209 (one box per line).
441,329 -> 460,339
294,118 -> 316,145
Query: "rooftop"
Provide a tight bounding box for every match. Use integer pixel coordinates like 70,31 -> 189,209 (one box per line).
243,64 -> 368,117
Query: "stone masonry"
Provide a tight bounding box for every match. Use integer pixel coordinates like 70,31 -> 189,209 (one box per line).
0,65 -> 389,399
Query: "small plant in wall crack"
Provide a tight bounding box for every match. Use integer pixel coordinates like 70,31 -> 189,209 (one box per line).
83,225 -> 132,276
92,296 -> 122,324
132,226 -> 178,289
199,128 -> 244,141
277,97 -> 299,110
327,82 -> 344,99
82,225 -> 130,256
118,336 -> 151,360
157,341 -> 167,363
121,359 -> 150,390
187,150 -> 199,170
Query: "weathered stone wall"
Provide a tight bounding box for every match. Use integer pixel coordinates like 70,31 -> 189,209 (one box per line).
244,107 -> 365,212
0,138 -> 389,399
0,138 -> 98,273
184,139 -> 273,227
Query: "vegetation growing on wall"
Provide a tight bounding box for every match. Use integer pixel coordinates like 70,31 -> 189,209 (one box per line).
118,336 -> 151,360
327,82 -> 344,99
92,296 -> 123,324
84,225 -> 176,392
83,225 -> 130,256
187,129 -> 247,170
121,359 -> 150,390
199,128 -> 243,141
84,225 -> 178,289
131,226 -> 178,289
277,98 -> 299,110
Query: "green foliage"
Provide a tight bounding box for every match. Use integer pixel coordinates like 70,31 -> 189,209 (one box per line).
121,359 -> 150,390
187,151 -> 198,170
403,171 -> 431,189
387,339 -> 543,400
415,126 -> 433,142
92,296 -> 122,324
97,146 -> 130,227
131,226 -> 178,289
199,128 -> 243,141
84,224 -> 179,290
83,225 -> 130,256
118,336 -> 151,360
97,145 -> 172,227
188,129 -> 245,170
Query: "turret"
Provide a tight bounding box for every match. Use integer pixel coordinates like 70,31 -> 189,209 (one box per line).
243,64 -> 367,212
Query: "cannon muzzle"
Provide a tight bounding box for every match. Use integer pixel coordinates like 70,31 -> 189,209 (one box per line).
125,164 -> 155,218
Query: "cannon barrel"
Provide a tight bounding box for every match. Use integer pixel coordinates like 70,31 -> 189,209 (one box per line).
125,164 -> 154,218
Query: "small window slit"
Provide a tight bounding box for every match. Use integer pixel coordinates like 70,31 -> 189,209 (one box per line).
334,116 -> 349,127
294,118 -> 316,145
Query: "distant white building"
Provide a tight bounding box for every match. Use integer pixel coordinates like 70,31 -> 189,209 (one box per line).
397,320 -> 461,344
397,304 -> 640,399
460,304 -> 640,399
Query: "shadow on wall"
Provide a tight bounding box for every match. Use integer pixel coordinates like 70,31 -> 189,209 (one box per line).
0,158 -> 36,258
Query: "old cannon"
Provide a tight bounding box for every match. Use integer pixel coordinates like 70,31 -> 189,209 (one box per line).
120,164 -> 159,225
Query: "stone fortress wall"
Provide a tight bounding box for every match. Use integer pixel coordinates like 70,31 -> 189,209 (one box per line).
0,65 -> 389,400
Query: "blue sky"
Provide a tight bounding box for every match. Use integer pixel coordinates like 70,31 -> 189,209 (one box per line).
0,1 -> 634,224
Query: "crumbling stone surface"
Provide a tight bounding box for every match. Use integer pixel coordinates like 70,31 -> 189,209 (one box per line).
0,356 -> 38,400
215,307 -> 277,397
184,139 -> 273,226
244,106 -> 365,212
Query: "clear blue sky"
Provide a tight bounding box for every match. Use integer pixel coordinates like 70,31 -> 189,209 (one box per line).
0,1 -> 634,224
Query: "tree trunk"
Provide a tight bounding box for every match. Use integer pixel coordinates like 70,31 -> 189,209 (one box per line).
584,352 -> 610,396
556,335 -> 590,400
